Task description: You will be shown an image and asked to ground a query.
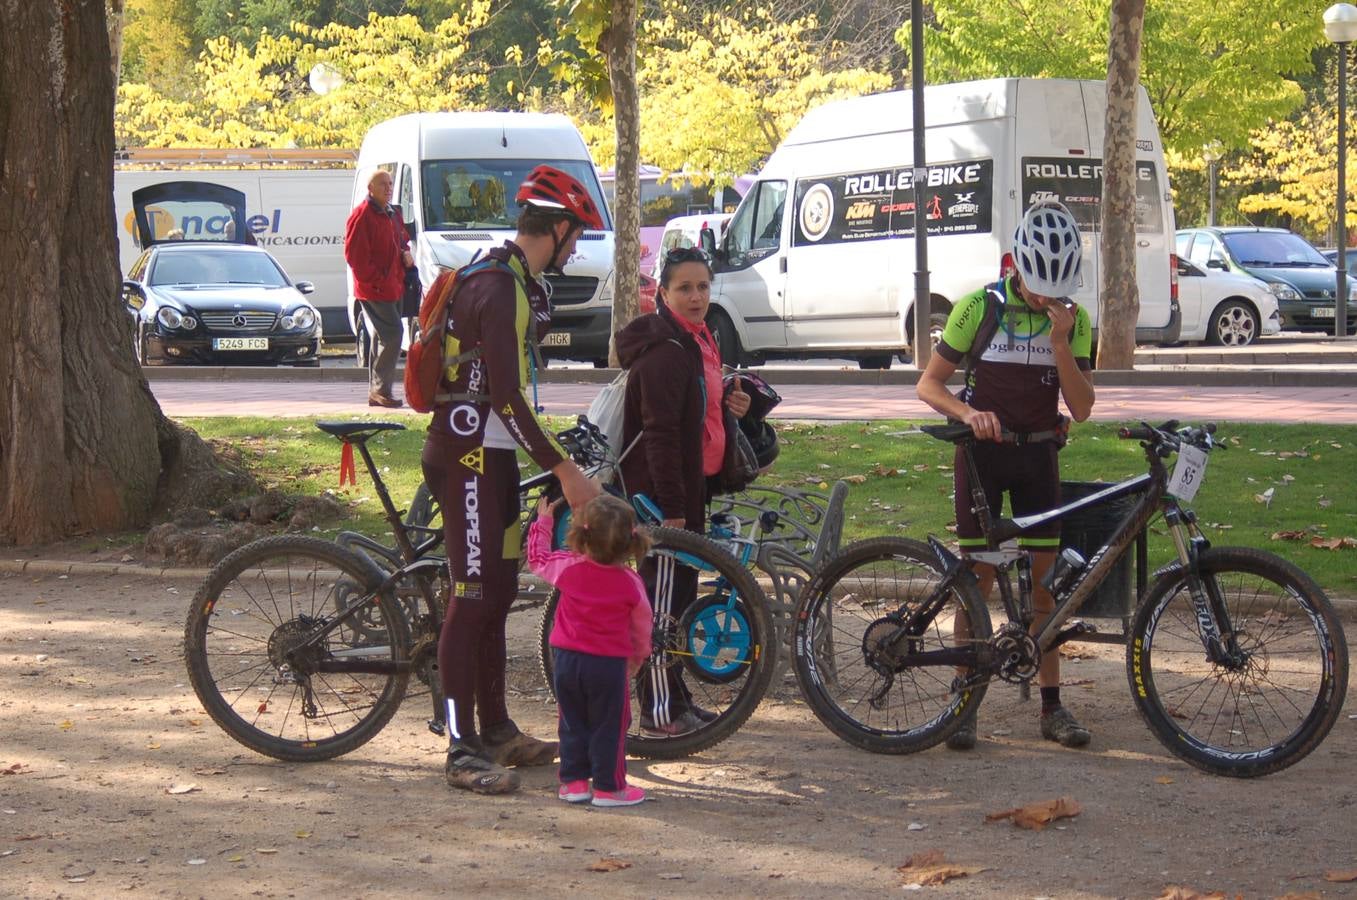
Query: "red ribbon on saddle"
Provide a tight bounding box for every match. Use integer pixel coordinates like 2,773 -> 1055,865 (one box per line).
339,441 -> 356,487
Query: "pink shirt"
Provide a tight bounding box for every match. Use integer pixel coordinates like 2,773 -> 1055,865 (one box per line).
670,313 -> 725,476
526,513 -> 653,661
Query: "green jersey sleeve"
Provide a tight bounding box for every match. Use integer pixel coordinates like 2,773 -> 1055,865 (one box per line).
937,289 -> 990,363
1071,306 -> 1093,362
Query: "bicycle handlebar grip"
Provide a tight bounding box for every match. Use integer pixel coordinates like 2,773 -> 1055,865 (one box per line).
1118,425 -> 1155,441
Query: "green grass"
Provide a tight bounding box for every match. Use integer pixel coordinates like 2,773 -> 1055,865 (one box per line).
180,416 -> 1357,599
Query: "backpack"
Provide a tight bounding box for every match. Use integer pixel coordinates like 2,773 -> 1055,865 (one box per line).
402,257 -> 509,414
585,337 -> 683,464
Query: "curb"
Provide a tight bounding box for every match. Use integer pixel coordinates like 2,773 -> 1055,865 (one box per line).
4,557 -> 1355,624
141,364 -> 1357,388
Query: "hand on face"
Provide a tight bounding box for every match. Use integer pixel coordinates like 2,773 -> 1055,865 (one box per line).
1041,296 -> 1076,345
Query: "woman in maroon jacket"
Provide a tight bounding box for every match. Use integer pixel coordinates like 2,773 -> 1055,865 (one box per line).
615,247 -> 749,736
343,170 -> 411,407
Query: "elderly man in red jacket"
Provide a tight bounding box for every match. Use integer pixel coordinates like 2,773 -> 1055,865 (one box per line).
344,169 -> 412,407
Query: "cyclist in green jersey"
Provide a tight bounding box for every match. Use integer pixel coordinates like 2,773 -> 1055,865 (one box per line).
917,202 -> 1096,751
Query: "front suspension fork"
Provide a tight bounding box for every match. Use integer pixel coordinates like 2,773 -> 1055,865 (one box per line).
1165,506 -> 1241,666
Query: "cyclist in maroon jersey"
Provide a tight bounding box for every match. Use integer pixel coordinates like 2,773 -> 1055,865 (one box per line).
421,166 -> 604,794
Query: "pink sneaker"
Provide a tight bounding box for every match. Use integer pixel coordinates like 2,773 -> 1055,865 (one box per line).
558,779 -> 592,804
591,785 -> 646,808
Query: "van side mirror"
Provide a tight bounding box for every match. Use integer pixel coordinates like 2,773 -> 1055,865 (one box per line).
699,226 -> 719,258
122,280 -> 144,309
295,281 -> 316,295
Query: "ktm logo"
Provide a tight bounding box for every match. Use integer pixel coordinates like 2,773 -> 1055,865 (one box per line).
845,201 -> 877,219
459,447 -> 485,474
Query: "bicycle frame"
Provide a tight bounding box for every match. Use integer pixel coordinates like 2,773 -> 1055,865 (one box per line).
898,425 -> 1238,679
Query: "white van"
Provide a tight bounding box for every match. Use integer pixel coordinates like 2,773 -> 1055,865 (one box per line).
704,77 -> 1180,368
114,151 -> 354,339
352,112 -> 615,365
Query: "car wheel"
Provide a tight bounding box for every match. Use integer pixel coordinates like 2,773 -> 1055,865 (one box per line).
707,309 -> 742,368
591,358 -> 609,369
857,354 -> 893,370
354,310 -> 371,368
1207,300 -> 1259,347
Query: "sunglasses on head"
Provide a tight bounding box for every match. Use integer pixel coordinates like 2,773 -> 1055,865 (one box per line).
663,246 -> 710,265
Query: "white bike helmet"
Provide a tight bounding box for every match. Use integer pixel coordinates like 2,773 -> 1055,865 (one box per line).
1012,202 -> 1082,297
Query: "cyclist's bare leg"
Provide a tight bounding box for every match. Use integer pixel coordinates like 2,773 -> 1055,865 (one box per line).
1028,550 -> 1058,688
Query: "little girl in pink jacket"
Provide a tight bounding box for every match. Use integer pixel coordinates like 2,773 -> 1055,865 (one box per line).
527,493 -> 653,808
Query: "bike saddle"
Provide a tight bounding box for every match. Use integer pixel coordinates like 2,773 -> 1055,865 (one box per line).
316,421 -> 406,440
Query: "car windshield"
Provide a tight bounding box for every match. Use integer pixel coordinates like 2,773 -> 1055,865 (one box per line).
420,159 -> 611,230
1221,232 -> 1331,268
148,248 -> 288,287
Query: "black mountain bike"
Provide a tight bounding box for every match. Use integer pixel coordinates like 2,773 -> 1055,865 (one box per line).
792,420 -> 1348,778
184,419 -> 771,762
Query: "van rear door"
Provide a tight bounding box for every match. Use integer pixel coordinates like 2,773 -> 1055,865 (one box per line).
1081,81 -> 1174,332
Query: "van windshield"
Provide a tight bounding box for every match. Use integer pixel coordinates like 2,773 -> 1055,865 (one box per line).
421,159 -> 610,231
1220,232 -> 1331,268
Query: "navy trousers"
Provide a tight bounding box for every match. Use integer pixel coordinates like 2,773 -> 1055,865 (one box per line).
552,647 -> 629,792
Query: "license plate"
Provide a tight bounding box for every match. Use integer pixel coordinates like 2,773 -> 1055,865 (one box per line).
541,332 -> 571,346
1313,307 -> 1335,318
213,337 -> 269,350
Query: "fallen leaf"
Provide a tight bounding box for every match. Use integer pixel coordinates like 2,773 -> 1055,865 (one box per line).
1271,530 -> 1311,541
226,855 -> 244,862
146,743 -> 161,750
1310,537 -> 1357,551
58,720 -> 74,731
1255,488 -> 1275,506
1155,888 -> 1227,900
166,783 -> 201,795
192,767 -> 226,776
842,474 -> 868,484
1154,776 -> 1175,785
295,830 -> 311,839
257,701 -> 269,714
255,848 -> 278,855
1325,870 -> 1357,883
587,858 -> 632,872
187,858 -> 207,866
897,849 -> 987,886
985,796 -> 1082,830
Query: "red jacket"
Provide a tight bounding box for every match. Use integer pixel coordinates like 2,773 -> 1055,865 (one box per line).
344,199 -> 409,302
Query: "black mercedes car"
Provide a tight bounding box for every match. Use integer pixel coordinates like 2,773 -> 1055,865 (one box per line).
123,181 -> 324,366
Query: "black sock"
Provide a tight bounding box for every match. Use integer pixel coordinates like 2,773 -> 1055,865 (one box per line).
1040,687 -> 1061,712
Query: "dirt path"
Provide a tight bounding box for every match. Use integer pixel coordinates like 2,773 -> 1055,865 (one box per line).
2,569 -> 1355,898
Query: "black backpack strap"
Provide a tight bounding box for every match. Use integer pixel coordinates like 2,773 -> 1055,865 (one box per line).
960,282 -> 1007,387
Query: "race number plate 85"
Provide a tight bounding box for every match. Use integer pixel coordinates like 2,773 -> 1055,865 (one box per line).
1167,443 -> 1208,502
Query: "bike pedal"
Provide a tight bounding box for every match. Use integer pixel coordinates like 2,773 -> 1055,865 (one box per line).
427,719 -> 446,737
1050,620 -> 1098,649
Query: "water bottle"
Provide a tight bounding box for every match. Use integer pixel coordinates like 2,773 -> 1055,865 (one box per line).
1041,547 -> 1087,597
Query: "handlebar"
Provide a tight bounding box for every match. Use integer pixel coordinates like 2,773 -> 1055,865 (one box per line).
1117,420 -> 1218,454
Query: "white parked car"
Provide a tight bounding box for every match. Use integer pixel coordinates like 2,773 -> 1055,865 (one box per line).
652,212 -> 734,281
1173,256 -> 1280,346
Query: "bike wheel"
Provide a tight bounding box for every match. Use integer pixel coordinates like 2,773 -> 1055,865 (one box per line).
1127,546 -> 1348,777
792,537 -> 992,754
185,536 -> 412,762
537,526 -> 776,759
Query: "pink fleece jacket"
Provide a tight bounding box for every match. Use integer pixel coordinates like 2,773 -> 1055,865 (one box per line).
526,512 -> 652,662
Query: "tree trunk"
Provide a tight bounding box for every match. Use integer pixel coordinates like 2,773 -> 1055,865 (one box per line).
0,0 -> 249,545
106,0 -> 127,86
1097,0 -> 1146,369
602,0 -> 640,366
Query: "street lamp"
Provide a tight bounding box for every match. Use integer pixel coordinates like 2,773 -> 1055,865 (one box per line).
308,62 -> 344,96
1324,3 -> 1357,339
1202,141 -> 1223,227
